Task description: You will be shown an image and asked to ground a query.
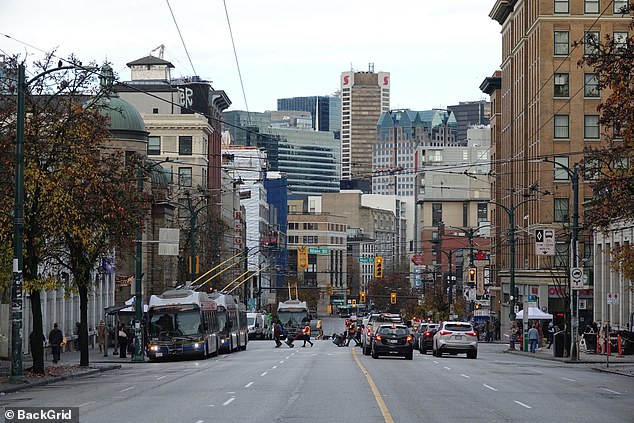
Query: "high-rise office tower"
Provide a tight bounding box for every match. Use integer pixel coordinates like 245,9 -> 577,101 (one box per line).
340,68 -> 390,192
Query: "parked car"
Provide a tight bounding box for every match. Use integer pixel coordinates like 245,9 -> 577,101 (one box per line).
414,323 -> 439,354
362,313 -> 403,355
371,324 -> 414,360
432,321 -> 478,359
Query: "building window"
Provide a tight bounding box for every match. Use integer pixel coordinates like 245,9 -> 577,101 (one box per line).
614,31 -> 628,51
148,136 -> 161,155
179,136 -> 193,155
554,0 -> 569,13
585,0 -> 599,13
584,73 -> 599,97
554,156 -> 570,181
614,0 -> 628,13
554,73 -> 569,97
432,203 -> 442,227
584,31 -> 600,55
555,242 -> 569,268
477,203 -> 488,223
554,31 -> 570,55
582,158 -> 600,180
554,198 -> 570,222
178,167 -> 192,187
584,115 -> 600,139
554,115 -> 570,139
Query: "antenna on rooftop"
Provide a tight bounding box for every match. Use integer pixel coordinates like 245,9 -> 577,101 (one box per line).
151,44 -> 165,59
369,62 -> 374,72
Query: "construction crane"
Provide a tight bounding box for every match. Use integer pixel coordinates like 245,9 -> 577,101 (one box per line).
151,44 -> 165,59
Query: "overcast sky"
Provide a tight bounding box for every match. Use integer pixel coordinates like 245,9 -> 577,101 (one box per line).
1,0 -> 501,112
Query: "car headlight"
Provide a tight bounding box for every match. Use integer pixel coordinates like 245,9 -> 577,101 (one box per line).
149,344 -> 159,351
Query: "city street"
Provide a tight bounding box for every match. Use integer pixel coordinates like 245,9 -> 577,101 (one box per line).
0,318 -> 632,423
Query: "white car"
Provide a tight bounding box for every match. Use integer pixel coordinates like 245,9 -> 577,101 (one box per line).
432,321 -> 478,359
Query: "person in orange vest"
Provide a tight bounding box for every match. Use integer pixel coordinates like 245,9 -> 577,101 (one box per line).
302,323 -> 313,347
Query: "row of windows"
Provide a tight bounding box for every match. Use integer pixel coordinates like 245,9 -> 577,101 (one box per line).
554,31 -> 628,57
555,0 -> 627,14
553,114 -> 600,139
148,135 -> 196,156
288,222 -> 347,232
554,72 -> 599,98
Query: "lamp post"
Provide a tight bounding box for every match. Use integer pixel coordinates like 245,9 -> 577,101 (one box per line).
11,63 -> 87,380
490,194 -> 537,351
533,158 -> 580,360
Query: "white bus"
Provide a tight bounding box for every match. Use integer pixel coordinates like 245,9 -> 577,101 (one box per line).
209,292 -> 248,352
146,289 -> 219,360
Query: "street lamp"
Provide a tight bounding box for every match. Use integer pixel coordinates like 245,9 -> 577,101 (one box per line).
11,63 -> 88,381
489,193 -> 537,351
532,158 -> 580,360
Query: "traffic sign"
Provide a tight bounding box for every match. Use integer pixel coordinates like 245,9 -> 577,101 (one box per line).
570,267 -> 584,289
359,257 -> 373,263
535,229 -> 555,256
308,247 -> 330,255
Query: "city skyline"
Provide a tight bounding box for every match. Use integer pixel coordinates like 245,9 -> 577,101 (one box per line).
0,0 -> 500,113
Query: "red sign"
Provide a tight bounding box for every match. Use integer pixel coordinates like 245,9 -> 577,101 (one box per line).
411,255 -> 424,265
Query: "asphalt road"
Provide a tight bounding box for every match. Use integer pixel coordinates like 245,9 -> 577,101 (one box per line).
0,317 -> 631,423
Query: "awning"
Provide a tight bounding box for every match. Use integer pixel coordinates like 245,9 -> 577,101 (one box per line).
515,306 -> 553,320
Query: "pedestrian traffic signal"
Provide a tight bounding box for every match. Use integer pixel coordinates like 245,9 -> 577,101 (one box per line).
297,246 -> 309,270
352,299 -> 356,305
468,267 -> 476,284
360,291 -> 366,303
374,256 -> 384,278
390,292 -> 397,304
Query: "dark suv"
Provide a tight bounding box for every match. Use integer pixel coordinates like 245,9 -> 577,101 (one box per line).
371,324 -> 414,360
414,323 -> 439,354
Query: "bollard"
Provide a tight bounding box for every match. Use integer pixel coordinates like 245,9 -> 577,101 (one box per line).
617,334 -> 622,358
596,333 -> 599,354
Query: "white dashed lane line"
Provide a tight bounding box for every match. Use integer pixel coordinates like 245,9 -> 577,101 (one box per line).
443,366 -> 451,371
601,388 -> 621,395
562,377 -> 575,382
261,371 -> 267,376
120,386 -> 135,393
156,375 -> 166,380
272,365 -> 278,369
514,400 -> 532,409
483,384 -> 498,391
223,397 -> 235,406
460,374 -> 470,378
245,382 -> 254,388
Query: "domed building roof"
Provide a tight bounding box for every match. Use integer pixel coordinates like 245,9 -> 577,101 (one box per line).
96,64 -> 148,141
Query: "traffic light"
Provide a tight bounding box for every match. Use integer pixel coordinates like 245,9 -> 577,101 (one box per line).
297,246 -> 308,270
390,292 -> 397,304
360,291 -> 366,303
374,256 -> 384,278
352,299 -> 356,305
468,267 -> 477,284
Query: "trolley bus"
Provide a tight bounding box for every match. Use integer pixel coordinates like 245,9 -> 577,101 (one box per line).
146,289 -> 219,360
209,292 -> 248,352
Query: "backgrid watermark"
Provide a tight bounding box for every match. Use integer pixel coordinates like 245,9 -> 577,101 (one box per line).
4,407 -> 78,423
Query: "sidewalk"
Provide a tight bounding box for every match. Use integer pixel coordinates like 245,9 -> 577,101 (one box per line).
504,343 -> 634,377
0,345 -> 131,394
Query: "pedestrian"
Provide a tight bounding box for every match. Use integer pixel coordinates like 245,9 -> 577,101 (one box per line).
48,323 -> 64,364
484,320 -> 492,343
528,324 -> 539,353
494,319 -> 501,341
97,320 -> 106,353
301,322 -> 313,347
546,322 -> 555,349
73,321 -> 80,351
345,319 -> 358,346
117,324 -> 128,358
273,319 -> 283,348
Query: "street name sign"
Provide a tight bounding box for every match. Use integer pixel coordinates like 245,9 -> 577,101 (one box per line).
308,247 -> 330,255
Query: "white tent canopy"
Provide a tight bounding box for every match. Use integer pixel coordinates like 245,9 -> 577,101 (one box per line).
515,306 -> 553,320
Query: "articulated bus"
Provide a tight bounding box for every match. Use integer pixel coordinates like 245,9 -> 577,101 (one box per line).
146,289 -> 220,360
208,292 -> 248,353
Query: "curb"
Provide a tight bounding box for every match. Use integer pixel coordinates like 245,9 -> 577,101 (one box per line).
0,364 -> 121,395
590,367 -> 634,378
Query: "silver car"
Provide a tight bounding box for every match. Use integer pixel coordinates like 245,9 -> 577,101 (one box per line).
432,321 -> 478,359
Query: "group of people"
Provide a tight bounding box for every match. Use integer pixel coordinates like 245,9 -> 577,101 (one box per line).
475,319 -> 501,342
510,321 -> 558,352
273,319 -> 313,348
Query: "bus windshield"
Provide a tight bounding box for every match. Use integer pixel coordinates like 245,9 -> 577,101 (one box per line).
278,310 -> 308,327
149,310 -> 201,339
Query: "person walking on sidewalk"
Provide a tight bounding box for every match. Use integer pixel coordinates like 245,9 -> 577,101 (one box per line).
546,322 -> 555,349
48,323 -> 64,364
528,324 -> 539,353
117,324 -> 128,358
97,320 -> 106,353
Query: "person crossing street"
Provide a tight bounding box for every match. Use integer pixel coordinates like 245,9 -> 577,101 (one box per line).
301,323 -> 313,347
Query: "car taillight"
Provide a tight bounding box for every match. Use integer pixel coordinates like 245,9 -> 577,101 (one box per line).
424,331 -> 431,336
466,331 -> 478,337
406,335 -> 413,343
366,328 -> 371,336
375,335 -> 382,342
439,330 -> 452,336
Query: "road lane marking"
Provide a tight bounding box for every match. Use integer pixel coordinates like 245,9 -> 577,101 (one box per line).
351,348 -> 395,423
286,356 -> 290,359
156,375 -> 166,380
535,370 -> 543,374
77,402 -> 92,408
245,382 -> 254,388
514,400 -> 532,409
601,388 -> 621,395
433,360 -> 439,364
280,360 -> 285,363
223,397 -> 235,406
120,386 -> 135,393
443,366 -> 451,370
260,371 -> 267,376
483,384 -> 498,391
195,420 -> 204,423
562,377 -> 575,382
272,365 -> 278,369
460,374 -> 470,378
